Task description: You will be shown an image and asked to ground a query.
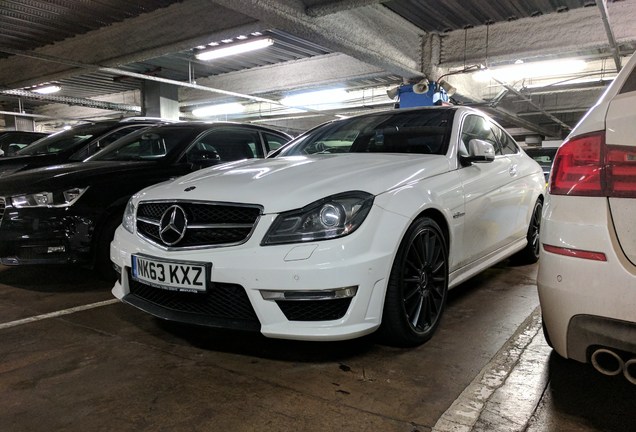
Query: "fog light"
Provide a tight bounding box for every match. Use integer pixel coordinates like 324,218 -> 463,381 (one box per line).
47,246 -> 65,253
260,286 -> 358,301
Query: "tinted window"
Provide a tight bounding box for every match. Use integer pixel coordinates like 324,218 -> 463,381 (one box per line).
69,125 -> 150,161
493,125 -> 519,155
279,110 -> 454,156
263,132 -> 289,153
90,127 -> 202,162
460,115 -> 499,155
620,65 -> 636,94
184,128 -> 263,163
17,123 -> 114,155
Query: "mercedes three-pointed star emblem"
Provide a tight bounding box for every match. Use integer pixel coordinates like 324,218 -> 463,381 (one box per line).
158,205 -> 188,246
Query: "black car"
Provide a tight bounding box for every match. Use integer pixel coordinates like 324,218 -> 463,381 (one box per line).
0,131 -> 49,156
0,122 -> 291,276
0,118 -> 166,176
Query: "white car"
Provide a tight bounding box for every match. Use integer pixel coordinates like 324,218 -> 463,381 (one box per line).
111,106 -> 545,346
538,53 -> 636,383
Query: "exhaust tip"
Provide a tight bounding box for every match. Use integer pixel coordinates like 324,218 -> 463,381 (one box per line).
591,348 -> 624,376
624,358 -> 636,385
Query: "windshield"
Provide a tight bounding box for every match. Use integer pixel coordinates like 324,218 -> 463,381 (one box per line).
89,126 -> 203,162
16,123 -> 113,156
278,110 -> 454,157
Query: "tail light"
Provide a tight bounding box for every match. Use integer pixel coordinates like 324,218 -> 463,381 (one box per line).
550,131 -> 636,198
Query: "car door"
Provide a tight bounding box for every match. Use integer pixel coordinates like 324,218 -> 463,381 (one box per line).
456,114 -> 519,267
493,124 -> 538,240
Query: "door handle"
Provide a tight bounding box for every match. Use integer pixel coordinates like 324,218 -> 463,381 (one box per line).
509,165 -> 518,176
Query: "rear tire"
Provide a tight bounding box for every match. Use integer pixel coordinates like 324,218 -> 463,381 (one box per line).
512,199 -> 543,265
379,217 -> 449,347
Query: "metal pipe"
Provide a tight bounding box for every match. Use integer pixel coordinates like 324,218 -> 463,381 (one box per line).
490,77 -> 572,131
623,358 -> 636,385
596,0 -> 622,72
591,348 -> 624,376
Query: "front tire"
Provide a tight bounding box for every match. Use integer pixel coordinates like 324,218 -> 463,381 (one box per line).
379,217 -> 449,347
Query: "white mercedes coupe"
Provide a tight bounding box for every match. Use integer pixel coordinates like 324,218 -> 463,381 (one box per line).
111,106 -> 545,346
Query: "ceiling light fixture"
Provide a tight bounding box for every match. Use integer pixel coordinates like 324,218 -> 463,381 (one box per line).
192,102 -> 245,118
33,85 -> 61,94
195,38 -> 274,61
473,59 -> 587,82
280,88 -> 349,109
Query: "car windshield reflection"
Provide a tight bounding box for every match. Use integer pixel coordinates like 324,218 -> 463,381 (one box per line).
278,110 -> 454,157
88,127 -> 202,162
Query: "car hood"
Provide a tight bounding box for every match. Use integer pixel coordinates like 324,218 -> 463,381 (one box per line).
0,154 -> 61,176
0,161 -> 156,195
138,154 -> 451,213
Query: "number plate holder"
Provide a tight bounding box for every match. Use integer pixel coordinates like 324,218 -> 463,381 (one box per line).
131,254 -> 210,293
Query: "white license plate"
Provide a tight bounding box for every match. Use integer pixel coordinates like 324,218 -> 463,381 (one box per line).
131,255 -> 209,293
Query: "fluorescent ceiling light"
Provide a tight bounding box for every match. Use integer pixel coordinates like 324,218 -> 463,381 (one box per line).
474,59 -> 587,82
195,38 -> 274,61
192,102 -> 245,117
280,88 -> 349,108
33,85 -> 61,94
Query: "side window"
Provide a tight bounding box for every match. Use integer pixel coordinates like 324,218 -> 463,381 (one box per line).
493,125 -> 519,155
71,125 -> 148,160
184,128 -> 263,165
460,115 -> 500,155
620,66 -> 636,94
263,132 -> 289,153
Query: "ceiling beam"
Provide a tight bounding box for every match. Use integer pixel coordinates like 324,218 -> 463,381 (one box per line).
0,0 -> 264,89
440,1 -> 636,68
179,53 -> 393,105
210,0 -> 424,78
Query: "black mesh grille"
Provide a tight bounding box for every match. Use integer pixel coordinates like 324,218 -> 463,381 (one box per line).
136,202 -> 261,248
276,298 -> 352,321
0,198 -> 5,223
128,273 -> 260,325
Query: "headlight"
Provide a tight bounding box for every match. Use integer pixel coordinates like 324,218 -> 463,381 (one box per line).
10,187 -> 88,208
262,191 -> 374,245
122,197 -> 136,234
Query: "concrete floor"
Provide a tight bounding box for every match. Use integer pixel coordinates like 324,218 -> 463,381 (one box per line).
0,262 -> 634,432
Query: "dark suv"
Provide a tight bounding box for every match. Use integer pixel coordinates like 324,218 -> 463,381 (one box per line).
0,118 -> 167,177
0,122 -> 291,277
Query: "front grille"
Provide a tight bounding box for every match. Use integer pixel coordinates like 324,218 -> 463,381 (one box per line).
276,298 -> 352,321
136,201 -> 261,248
0,197 -> 5,223
127,272 -> 260,330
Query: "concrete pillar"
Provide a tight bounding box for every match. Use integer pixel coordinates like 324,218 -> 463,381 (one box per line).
3,114 -> 35,131
142,82 -> 180,120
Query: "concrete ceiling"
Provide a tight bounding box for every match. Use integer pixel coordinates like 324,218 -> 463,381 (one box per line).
1,0 -> 635,139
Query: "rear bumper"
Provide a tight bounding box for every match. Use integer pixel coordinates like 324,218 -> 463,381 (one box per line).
566,315 -> 636,362
538,195 -> 636,362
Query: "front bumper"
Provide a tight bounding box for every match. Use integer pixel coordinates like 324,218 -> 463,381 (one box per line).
0,206 -> 95,265
111,205 -> 409,341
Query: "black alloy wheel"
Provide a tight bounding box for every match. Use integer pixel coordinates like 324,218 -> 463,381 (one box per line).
512,199 -> 543,264
380,217 -> 449,347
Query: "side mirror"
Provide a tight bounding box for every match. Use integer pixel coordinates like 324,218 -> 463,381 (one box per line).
460,139 -> 495,165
